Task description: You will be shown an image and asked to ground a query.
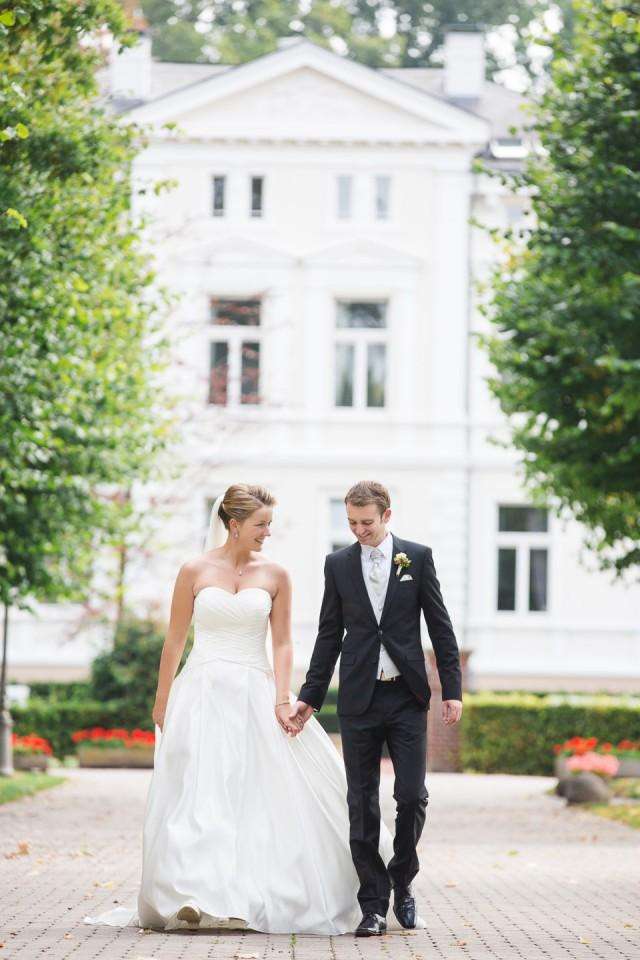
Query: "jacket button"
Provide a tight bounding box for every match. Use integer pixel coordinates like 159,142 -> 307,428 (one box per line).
377,629 -> 383,637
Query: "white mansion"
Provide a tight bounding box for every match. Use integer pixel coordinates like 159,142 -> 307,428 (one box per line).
10,30 -> 639,690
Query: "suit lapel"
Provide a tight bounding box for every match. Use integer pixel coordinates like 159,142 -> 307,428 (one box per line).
347,542 -> 378,626
380,535 -> 403,623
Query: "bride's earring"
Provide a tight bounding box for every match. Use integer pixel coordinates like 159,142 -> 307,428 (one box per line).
234,532 -> 239,539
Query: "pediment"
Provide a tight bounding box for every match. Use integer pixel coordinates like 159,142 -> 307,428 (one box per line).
130,40 -> 488,146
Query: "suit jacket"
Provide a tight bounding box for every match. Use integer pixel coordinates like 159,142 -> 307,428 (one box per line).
299,535 -> 462,716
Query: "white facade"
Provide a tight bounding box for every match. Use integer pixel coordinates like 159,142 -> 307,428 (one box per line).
9,38 -> 640,690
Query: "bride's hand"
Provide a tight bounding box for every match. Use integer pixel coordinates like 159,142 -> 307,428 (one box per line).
152,700 -> 166,731
275,703 -> 303,737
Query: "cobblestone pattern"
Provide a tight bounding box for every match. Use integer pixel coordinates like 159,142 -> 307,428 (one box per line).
1,764 -> 638,960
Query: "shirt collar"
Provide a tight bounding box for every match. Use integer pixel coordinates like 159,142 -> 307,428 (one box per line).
361,531 -> 393,560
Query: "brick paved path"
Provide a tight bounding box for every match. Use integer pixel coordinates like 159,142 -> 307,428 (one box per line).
1,765 -> 638,960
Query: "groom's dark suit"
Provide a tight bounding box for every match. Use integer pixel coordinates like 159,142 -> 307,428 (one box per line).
299,534 -> 461,918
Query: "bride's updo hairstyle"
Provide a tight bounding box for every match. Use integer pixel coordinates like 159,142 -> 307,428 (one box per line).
218,483 -> 276,529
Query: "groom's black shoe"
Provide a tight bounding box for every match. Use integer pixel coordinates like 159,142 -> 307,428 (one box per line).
355,913 -> 387,937
393,886 -> 417,929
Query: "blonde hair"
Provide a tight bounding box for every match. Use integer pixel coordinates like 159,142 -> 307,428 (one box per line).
344,481 -> 391,516
219,483 -> 276,529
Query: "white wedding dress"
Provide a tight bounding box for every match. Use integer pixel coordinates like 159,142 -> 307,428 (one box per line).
86,585 -> 391,934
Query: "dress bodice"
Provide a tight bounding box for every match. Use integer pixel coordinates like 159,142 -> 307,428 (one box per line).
186,586 -> 273,673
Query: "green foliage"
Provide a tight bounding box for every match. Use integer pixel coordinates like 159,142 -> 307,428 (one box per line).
89,613 -> 192,719
461,692 -> 640,775
0,1 -> 173,609
20,680 -> 91,701
142,0 -> 573,78
480,0 -> 640,574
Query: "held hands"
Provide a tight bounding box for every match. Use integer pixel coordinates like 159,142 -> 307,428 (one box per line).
442,699 -> 463,725
289,700 -> 314,730
275,702 -> 305,737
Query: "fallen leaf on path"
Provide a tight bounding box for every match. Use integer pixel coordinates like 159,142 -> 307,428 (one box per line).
452,940 -> 467,946
578,938 -> 591,945
624,923 -> 634,928
445,881 -> 459,887
235,954 -> 259,959
507,849 -> 519,856
63,934 -> 73,940
94,881 -> 113,888
4,842 -> 30,859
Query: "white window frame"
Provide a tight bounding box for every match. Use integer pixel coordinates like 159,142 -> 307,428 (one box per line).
208,301 -> 262,408
334,300 -> 388,411
496,506 -> 550,615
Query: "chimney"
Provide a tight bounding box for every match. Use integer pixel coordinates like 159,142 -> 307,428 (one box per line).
443,25 -> 485,100
109,5 -> 151,102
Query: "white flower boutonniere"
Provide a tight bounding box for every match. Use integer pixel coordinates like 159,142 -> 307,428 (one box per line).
393,552 -> 412,577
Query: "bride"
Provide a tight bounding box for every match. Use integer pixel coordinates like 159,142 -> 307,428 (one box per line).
87,483 -> 390,934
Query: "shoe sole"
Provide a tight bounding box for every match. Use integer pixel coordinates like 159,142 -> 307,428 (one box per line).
355,929 -> 386,937
177,906 -> 201,926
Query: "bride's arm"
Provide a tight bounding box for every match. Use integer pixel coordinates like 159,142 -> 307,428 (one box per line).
269,567 -> 300,736
152,562 -> 195,730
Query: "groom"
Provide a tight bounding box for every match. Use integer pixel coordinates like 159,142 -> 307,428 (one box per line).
291,481 -> 462,937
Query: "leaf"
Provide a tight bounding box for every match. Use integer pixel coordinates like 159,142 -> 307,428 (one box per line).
0,10 -> 15,25
94,881 -> 113,889
5,208 -> 28,228
611,11 -> 627,28
15,123 -> 28,139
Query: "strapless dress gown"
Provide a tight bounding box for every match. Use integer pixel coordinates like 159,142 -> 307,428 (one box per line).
86,586 -> 391,934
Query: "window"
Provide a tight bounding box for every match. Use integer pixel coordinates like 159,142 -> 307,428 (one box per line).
329,497 -> 351,552
208,298 -> 262,406
337,176 -> 352,219
334,301 -> 387,409
374,176 -> 391,220
212,176 -> 225,217
250,176 -> 264,218
496,505 -> 549,613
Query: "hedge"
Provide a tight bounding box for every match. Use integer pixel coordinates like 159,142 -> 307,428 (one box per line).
11,699 -> 153,759
461,693 -> 640,775
11,696 -> 340,756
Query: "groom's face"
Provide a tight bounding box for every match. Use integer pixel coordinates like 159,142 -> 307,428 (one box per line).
346,502 -> 391,548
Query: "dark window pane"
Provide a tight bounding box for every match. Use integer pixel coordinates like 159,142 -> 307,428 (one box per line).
337,301 -> 387,329
241,341 -> 260,404
210,298 -> 261,326
367,343 -> 386,407
251,176 -> 263,217
212,176 -> 225,216
375,175 -> 391,219
209,341 -> 228,405
335,343 -> 354,406
497,548 -> 516,611
529,549 -> 548,612
499,506 -> 548,532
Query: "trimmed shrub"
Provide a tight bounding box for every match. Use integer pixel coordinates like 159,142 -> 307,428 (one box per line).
461,693 -> 640,775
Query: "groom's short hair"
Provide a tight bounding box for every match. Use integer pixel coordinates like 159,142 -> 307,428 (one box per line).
345,481 -> 391,516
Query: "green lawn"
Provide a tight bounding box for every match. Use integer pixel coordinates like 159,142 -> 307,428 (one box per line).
0,772 -> 66,806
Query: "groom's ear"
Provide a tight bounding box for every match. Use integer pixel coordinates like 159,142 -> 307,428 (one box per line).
382,507 -> 392,524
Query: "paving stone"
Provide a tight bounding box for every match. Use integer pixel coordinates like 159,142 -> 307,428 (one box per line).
0,764 -> 638,959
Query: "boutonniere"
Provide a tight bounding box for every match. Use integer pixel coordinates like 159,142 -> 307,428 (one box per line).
393,552 -> 412,577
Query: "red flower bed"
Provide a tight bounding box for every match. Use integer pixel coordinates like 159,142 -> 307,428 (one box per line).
71,727 -> 155,750
554,736 -> 640,758
12,733 -> 53,756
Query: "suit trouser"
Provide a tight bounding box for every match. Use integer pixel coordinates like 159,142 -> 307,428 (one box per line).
339,677 -> 428,916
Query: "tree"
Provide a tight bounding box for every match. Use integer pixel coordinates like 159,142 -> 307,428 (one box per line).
0,0 -> 174,772
142,0 -> 575,81
480,0 -> 640,575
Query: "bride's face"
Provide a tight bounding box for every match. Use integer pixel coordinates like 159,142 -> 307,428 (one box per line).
236,506 -> 273,551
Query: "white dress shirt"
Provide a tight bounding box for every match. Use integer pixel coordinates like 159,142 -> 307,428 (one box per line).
360,533 -> 401,680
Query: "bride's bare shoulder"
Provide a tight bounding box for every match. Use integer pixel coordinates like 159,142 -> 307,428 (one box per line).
261,558 -> 290,587
178,552 -> 220,579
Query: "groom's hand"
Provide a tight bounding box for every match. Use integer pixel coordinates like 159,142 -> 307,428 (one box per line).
442,699 -> 463,725
289,700 -> 314,728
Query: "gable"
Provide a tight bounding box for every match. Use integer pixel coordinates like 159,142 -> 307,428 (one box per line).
129,41 -> 489,146
178,67 -> 450,143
